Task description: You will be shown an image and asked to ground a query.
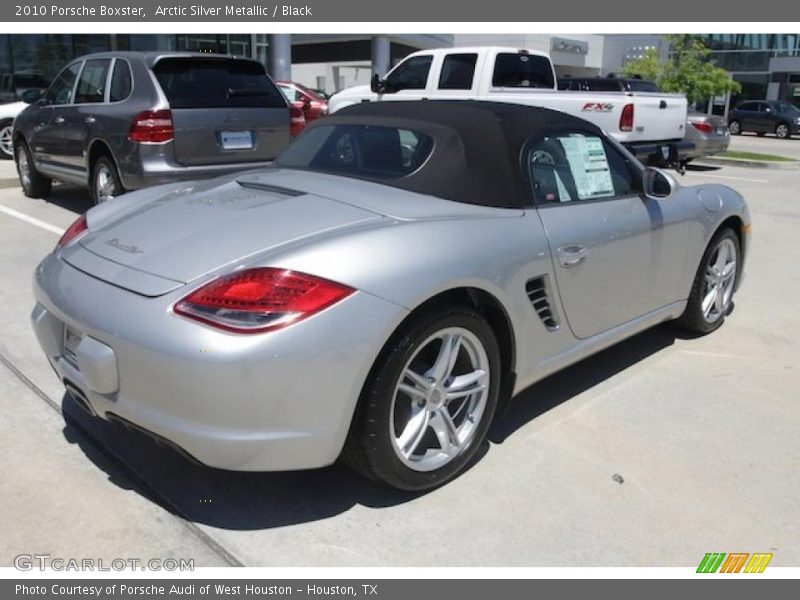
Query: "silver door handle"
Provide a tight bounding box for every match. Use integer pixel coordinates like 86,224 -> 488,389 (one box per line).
84,116 -> 96,124
557,245 -> 588,267
53,116 -> 65,124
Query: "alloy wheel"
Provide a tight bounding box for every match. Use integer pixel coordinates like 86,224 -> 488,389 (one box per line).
17,146 -> 31,190
702,238 -> 737,324
94,165 -> 117,203
776,124 -> 789,139
729,121 -> 741,135
389,327 -> 490,472
0,126 -> 13,158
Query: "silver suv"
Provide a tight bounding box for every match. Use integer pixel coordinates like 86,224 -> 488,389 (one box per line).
13,51 -> 291,203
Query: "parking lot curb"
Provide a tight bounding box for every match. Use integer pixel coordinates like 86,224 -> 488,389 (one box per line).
696,156 -> 800,170
0,177 -> 19,190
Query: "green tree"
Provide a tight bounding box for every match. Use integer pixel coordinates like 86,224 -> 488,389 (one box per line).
623,35 -> 741,105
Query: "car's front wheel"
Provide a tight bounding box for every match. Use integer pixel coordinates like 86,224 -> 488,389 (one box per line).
344,306 -> 501,490
729,120 -> 741,135
775,123 -> 791,139
677,227 -> 740,334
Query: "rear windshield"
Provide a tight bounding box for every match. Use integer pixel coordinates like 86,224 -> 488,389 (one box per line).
153,58 -> 286,109
492,53 -> 554,89
276,124 -> 434,179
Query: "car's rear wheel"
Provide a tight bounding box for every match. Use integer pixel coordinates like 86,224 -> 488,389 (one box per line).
728,120 -> 741,135
676,227 -> 740,334
775,123 -> 791,139
0,120 -> 14,159
91,156 -> 124,204
16,140 -> 52,198
343,307 -> 501,490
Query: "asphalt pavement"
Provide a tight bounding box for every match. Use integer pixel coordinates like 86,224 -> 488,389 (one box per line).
0,156 -> 798,567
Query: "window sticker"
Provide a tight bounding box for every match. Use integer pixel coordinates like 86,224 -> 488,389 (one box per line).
558,135 -> 615,200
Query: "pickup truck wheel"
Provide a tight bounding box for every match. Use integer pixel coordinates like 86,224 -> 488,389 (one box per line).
775,123 -> 791,139
728,120 -> 741,135
91,156 -> 124,204
16,140 -> 52,198
0,120 -> 14,159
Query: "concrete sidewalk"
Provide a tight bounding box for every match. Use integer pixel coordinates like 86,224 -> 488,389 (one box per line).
0,159 -> 18,189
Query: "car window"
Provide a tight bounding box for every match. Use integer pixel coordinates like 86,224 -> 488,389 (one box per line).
492,53 -> 554,88
153,58 -> 286,109
109,59 -> 132,102
438,54 -> 478,90
74,59 -> 111,104
279,84 -> 300,102
774,102 -> 800,116
526,132 -> 639,204
385,55 -> 433,92
277,124 -> 434,179
46,62 -> 81,105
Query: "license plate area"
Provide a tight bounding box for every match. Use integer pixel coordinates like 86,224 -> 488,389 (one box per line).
63,325 -> 81,369
220,130 -> 253,150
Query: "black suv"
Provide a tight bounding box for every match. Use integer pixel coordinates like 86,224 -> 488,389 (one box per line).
728,100 -> 800,139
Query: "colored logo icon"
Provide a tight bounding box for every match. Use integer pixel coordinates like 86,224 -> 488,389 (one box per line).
697,552 -> 773,573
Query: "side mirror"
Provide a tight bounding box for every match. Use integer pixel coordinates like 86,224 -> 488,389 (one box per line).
370,72 -> 388,94
302,96 -> 312,110
643,167 -> 677,199
21,89 -> 42,104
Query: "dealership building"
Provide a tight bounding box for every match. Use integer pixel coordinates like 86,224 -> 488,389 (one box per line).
1,33 -> 798,114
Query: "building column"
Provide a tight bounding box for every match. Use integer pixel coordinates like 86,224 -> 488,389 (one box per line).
267,34 -> 292,81
371,35 -> 391,78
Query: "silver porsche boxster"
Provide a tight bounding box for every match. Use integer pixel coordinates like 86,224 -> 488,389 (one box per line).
31,101 -> 750,490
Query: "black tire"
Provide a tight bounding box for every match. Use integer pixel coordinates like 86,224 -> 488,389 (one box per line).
16,140 -> 52,198
728,120 -> 741,135
0,119 -> 14,159
91,155 -> 125,204
676,227 -> 740,334
343,306 -> 502,491
775,123 -> 791,140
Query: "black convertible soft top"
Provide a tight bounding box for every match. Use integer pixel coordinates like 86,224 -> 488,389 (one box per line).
305,100 -> 605,209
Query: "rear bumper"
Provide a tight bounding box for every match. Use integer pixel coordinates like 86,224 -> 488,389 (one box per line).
31,254 -> 408,471
119,151 -> 275,191
684,136 -> 731,160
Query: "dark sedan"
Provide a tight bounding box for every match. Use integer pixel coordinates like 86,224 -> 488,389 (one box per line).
728,100 -> 800,139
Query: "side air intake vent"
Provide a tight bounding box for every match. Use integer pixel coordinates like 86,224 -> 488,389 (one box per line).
526,276 -> 559,331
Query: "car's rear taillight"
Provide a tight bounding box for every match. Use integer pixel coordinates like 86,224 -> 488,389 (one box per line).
619,103 -> 634,132
129,110 -> 174,143
289,104 -> 306,138
691,121 -> 714,133
173,267 -> 354,333
56,214 -> 88,250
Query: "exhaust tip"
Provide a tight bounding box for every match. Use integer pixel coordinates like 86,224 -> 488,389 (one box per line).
64,381 -> 96,417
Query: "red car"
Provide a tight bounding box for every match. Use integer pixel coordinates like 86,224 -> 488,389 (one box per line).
277,81 -> 329,125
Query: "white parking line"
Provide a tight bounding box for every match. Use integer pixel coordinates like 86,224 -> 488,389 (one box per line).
684,172 -> 769,184
0,205 -> 64,235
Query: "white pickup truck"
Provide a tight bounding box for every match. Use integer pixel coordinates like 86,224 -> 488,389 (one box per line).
329,46 -> 691,168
